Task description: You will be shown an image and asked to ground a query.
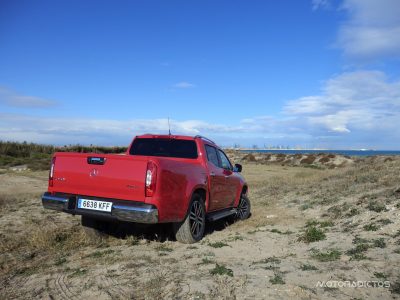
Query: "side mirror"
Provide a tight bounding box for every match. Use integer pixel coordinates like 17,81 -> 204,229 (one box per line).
233,163 -> 242,172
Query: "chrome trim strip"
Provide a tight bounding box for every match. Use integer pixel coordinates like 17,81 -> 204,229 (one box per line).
113,205 -> 153,213
42,193 -> 69,211
42,192 -> 159,224
112,205 -> 158,223
44,196 -> 68,203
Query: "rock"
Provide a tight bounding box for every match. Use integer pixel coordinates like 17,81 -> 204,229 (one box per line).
9,165 -> 28,172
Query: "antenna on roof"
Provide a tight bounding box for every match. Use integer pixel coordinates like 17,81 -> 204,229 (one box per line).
168,117 -> 171,135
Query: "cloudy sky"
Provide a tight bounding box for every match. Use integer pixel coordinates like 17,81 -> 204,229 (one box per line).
0,0 -> 399,149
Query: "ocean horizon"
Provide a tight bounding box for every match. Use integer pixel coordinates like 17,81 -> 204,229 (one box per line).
239,149 -> 400,156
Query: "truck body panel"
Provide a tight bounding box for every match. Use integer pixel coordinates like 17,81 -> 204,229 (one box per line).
42,135 -> 248,227
50,152 -> 148,202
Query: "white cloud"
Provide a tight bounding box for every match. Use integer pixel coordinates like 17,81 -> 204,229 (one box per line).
0,87 -> 58,108
285,96 -> 330,115
0,114 -> 244,145
173,82 -> 196,89
1,71 -> 399,148
284,70 -> 400,134
312,0 -> 332,11
2,70 -> 399,148
337,0 -> 400,60
1,68 -> 399,149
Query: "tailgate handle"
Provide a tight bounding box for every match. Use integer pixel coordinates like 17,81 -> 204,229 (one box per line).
87,157 -> 106,165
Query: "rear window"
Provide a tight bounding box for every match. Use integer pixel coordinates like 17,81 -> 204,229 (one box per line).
129,138 -> 198,159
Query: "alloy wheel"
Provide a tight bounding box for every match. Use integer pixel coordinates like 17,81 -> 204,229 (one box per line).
189,200 -> 205,238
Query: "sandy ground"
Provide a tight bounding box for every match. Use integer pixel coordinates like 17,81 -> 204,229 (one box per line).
1,156 -> 400,299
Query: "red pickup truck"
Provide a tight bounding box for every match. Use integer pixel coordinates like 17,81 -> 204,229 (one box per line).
42,134 -> 250,243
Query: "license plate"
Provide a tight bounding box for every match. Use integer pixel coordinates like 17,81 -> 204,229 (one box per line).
77,198 -> 112,212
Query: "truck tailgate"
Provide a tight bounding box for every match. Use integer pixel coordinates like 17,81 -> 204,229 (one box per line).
52,153 -> 147,201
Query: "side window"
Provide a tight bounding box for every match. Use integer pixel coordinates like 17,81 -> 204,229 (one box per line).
205,145 -> 219,167
218,150 -> 232,170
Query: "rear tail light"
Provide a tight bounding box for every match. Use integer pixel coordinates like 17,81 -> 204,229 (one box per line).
145,161 -> 157,197
49,157 -> 56,187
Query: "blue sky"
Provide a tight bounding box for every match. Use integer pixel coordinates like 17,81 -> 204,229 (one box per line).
1,0 -> 400,149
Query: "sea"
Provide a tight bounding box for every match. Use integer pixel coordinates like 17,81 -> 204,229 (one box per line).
240,149 -> 400,156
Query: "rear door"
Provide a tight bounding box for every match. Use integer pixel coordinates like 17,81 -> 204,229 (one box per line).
217,149 -> 239,207
205,145 -> 230,211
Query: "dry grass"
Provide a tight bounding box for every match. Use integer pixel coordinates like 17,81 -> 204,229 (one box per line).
240,163 -> 342,228
208,276 -> 246,299
130,270 -> 184,299
1,154 -> 400,299
28,225 -> 100,252
0,194 -> 17,211
300,155 -> 316,164
0,195 -> 6,210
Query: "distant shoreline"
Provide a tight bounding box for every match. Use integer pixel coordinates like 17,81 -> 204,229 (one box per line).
235,148 -> 375,151
235,149 -> 400,156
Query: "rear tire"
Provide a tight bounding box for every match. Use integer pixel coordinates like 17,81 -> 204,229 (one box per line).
174,194 -> 206,244
236,194 -> 251,220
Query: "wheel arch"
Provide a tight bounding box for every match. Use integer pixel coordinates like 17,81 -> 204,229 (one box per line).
174,188 -> 206,243
234,183 -> 248,207
187,185 -> 208,213
193,187 -> 207,203
241,185 -> 248,196
192,186 -> 207,210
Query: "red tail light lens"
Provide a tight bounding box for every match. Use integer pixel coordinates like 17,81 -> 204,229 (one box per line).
145,161 -> 157,197
49,157 -> 56,187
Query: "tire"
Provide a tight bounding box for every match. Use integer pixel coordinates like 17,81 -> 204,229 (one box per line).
174,194 -> 206,244
236,194 -> 251,220
81,216 -> 108,239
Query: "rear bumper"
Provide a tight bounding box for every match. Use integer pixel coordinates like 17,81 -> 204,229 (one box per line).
41,192 -> 158,224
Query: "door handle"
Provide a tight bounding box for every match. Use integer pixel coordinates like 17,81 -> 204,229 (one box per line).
225,175 -> 230,179
210,172 -> 216,177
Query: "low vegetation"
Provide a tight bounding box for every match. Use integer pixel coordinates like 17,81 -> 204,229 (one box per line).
0,141 -> 127,171
346,244 -> 369,260
367,201 -> 387,212
1,147 -> 400,299
300,263 -> 318,271
299,226 -> 326,243
208,241 -> 229,248
269,273 -> 285,285
210,264 -> 234,277
310,249 -> 342,262
363,223 -> 379,231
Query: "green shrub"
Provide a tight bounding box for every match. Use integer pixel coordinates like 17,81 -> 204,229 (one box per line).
210,264 -> 233,277
374,272 -> 387,279
270,274 -> 285,284
299,227 -> 326,243
367,201 -> 387,212
364,224 -> 379,231
346,244 -> 369,260
373,238 -> 386,248
311,249 -> 341,262
300,263 -> 318,271
208,242 -> 229,248
0,141 -> 127,171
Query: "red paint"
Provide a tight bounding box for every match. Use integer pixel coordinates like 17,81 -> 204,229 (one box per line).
47,135 -> 248,222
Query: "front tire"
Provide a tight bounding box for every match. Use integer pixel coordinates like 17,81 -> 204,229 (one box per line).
174,194 -> 206,244
236,194 -> 251,220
